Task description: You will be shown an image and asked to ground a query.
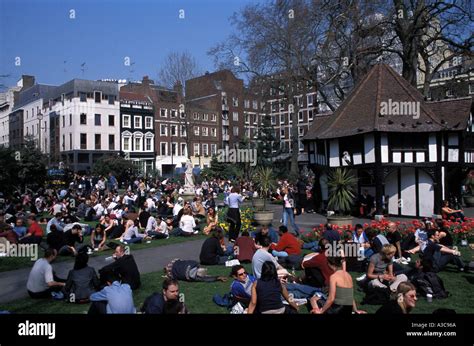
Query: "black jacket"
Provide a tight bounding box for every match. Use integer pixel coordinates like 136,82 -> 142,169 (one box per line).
99,254 -> 141,290
199,237 -> 225,265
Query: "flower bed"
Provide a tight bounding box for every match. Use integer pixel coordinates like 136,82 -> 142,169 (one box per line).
300,217 -> 474,245
217,206 -> 256,234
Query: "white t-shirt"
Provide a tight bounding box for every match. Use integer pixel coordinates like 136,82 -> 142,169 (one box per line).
179,215 -> 196,234
173,204 -> 183,217
27,258 -> 54,293
94,204 -> 105,217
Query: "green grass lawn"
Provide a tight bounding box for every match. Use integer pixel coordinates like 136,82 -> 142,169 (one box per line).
1,249 -> 472,314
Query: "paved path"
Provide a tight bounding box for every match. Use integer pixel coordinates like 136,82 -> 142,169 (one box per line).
1,203 -> 472,304
0,238 -> 206,304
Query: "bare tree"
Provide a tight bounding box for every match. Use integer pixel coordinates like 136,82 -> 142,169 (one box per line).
157,51 -> 202,93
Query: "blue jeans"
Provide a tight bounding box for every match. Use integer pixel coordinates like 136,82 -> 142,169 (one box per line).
302,241 -> 319,252
123,237 -> 142,244
282,208 -> 299,235
272,250 -> 289,258
286,283 -> 324,299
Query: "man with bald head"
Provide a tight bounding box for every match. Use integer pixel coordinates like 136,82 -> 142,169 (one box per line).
386,222 -> 402,260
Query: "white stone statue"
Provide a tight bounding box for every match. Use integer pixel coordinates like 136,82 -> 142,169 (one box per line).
184,159 -> 195,193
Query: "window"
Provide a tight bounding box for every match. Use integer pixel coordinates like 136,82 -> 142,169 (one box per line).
271,103 -> 277,113
134,116 -> 142,128
160,109 -> 167,117
62,115 -> 65,128
279,101 -> 285,110
181,143 -> 187,156
62,135 -> 65,150
125,137 -> 132,151
211,128 -> 217,137
280,114 -> 285,124
245,128 -> 250,138
388,133 -> 428,151
253,114 -> 258,124
245,114 -> 250,124
171,125 -> 177,136
203,113 -> 208,121
145,116 -> 153,129
299,140 -> 304,152
160,124 -> 168,136
134,137 -> 141,151
109,135 -> 115,150
253,100 -> 258,110
233,112 -> 239,121
280,128 -> 285,138
244,100 -> 250,108
271,115 -> 276,125
170,109 -> 177,118
95,134 -> 101,149
69,134 -> 72,150
161,142 -> 168,155
80,133 -> 87,149
145,137 -> 152,151
298,111 -> 304,123
308,110 -> 313,121
108,95 -> 115,105
80,92 -> 87,102
181,125 -> 187,136
95,114 -> 101,126
203,144 -> 209,156
171,142 -> 177,156
307,94 -> 314,106
233,127 -> 239,136
123,115 -> 131,128
194,143 -> 200,156
232,97 -> 239,107
298,126 -> 304,137
211,144 -> 217,155
211,114 -> 217,122
94,91 -> 101,103
289,113 -> 293,124
202,127 -> 208,136
194,126 -> 200,136
193,112 -> 199,120
108,115 -> 114,126
469,84 -> 474,95
69,114 -> 72,126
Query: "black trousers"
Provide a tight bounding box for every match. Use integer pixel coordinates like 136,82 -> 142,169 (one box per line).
88,301 -> 107,314
227,208 -> 241,242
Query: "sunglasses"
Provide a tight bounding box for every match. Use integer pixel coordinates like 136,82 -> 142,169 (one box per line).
237,272 -> 247,276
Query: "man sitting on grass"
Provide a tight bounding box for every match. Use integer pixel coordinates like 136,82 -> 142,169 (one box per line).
141,278 -> 188,314
88,270 -> 135,314
26,248 -> 66,299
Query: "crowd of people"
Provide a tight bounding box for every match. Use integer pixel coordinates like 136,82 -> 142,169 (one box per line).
0,172 -> 469,315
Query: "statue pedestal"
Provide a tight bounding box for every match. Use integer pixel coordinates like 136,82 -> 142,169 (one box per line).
181,191 -> 195,202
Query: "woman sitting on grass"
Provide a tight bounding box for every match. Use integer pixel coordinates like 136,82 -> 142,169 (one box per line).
91,224 -> 107,251
309,257 -> 366,315
376,282 -> 417,314
64,253 -> 100,304
248,261 -> 299,314
203,207 -> 218,235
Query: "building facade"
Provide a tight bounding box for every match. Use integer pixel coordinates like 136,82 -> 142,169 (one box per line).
304,64 -> 473,217
119,91 -> 155,174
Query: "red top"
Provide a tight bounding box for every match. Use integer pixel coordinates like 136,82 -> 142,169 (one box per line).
270,232 -> 301,255
234,236 -> 257,262
302,252 -> 334,285
27,222 -> 44,237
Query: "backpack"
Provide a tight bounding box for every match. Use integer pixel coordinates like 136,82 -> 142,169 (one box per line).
413,272 -> 449,299
212,293 -> 234,309
362,287 -> 391,305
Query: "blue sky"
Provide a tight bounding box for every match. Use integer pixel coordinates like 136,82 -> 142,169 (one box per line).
0,0 -> 255,88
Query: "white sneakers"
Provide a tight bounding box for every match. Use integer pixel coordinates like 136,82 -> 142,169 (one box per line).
356,274 -> 366,281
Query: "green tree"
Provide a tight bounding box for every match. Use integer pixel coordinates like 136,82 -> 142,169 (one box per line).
255,114 -> 281,168
92,155 -> 137,183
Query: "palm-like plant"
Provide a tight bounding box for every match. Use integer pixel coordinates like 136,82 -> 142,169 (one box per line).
327,168 -> 357,216
254,167 -> 276,208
